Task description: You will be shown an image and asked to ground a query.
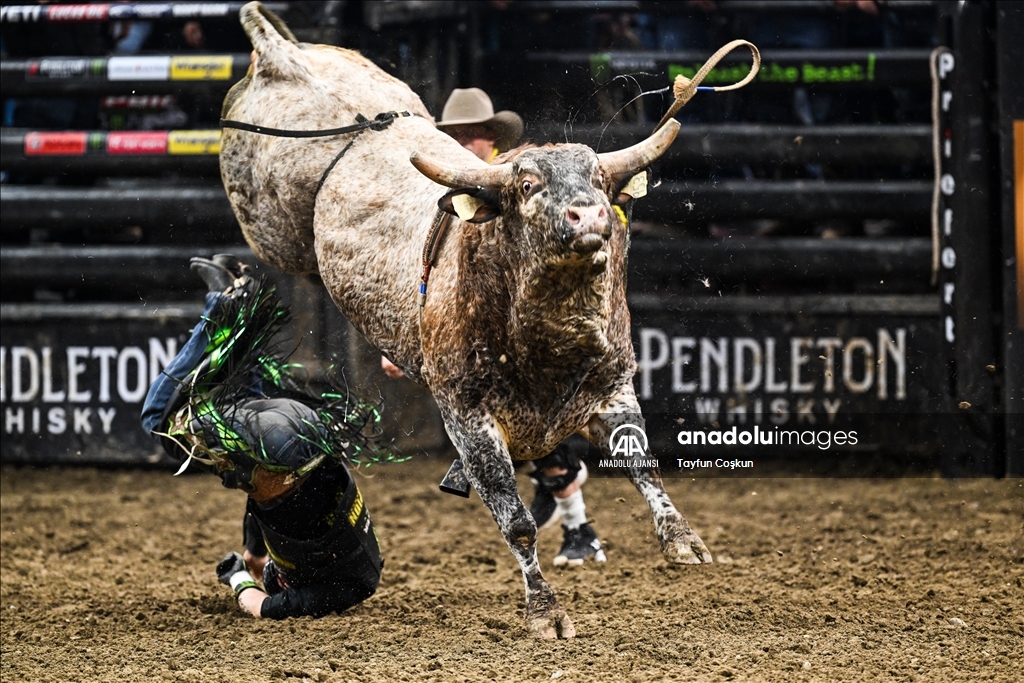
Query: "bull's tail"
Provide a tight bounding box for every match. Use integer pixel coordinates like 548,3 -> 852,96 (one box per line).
239,2 -> 311,81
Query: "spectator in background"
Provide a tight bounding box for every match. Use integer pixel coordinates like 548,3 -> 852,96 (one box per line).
182,20 -> 205,49
732,0 -> 887,128
734,5 -> 838,130
106,14 -> 188,131
635,1 -> 721,124
1,6 -> 107,130
110,18 -> 153,54
144,15 -> 251,53
435,87 -> 523,161
478,0 -> 596,54
143,15 -> 251,127
879,0 -> 937,125
710,0 -> 888,238
594,13 -> 646,123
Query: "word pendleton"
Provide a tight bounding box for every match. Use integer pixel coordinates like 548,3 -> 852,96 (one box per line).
638,328 -> 907,401
1,340 -> 177,435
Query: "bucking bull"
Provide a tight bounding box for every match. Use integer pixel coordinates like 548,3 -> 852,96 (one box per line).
220,2 -> 712,638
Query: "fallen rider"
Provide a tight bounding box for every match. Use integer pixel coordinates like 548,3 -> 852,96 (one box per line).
141,255 -> 387,619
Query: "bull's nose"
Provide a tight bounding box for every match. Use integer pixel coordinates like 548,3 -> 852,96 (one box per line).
566,204 -> 609,236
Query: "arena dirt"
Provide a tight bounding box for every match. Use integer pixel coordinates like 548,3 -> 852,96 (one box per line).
1,458 -> 1021,682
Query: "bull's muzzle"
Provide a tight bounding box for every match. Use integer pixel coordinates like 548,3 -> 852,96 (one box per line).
565,204 -> 610,253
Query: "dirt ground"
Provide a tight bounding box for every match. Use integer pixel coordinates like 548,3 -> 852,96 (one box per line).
1,458 -> 1021,683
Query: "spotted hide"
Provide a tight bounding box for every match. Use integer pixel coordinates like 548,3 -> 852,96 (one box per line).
220,1 -> 712,639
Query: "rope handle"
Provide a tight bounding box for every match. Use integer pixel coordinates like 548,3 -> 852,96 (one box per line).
655,39 -> 761,132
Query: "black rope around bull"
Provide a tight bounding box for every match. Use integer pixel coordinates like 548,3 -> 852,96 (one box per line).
220,109 -> 452,310
220,110 -> 415,138
220,111 -> 417,200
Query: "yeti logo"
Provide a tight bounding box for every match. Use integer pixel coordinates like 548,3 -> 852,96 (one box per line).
608,424 -> 649,458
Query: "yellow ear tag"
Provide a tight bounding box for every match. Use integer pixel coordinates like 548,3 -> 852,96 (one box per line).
623,171 -> 648,199
451,193 -> 484,221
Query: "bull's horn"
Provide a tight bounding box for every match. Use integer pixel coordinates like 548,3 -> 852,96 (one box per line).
597,119 -> 680,176
410,152 -> 513,189
240,2 -> 310,80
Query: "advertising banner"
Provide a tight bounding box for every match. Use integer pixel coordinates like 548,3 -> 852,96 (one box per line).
1,305 -> 198,465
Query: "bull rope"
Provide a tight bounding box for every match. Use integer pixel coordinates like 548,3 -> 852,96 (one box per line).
653,39 -> 761,132
220,110 -> 418,201
419,210 -> 452,307
219,110 -> 415,138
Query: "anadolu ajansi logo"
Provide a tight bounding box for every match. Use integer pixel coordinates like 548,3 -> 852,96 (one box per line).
608,423 -> 649,458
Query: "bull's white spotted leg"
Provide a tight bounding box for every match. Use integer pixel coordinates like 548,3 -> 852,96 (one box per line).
440,408 -> 575,639
586,389 -> 713,565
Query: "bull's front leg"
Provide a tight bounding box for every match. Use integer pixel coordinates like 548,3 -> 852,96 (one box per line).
584,388 -> 713,565
440,408 -> 575,639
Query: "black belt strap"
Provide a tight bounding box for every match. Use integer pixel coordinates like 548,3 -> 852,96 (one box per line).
315,130 -> 367,199
220,110 -> 417,203
219,110 -> 415,138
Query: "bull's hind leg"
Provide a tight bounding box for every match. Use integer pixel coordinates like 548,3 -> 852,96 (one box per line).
441,409 -> 575,639
585,389 -> 713,565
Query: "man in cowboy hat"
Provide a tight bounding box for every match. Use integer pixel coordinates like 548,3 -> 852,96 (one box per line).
382,88 -> 605,567
435,87 -> 523,162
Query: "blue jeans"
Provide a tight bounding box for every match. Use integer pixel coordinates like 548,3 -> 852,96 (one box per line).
140,291 -> 228,434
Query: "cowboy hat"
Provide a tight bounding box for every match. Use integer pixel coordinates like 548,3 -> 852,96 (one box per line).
437,88 -> 523,152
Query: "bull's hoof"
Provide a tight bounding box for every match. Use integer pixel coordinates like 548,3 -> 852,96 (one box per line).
663,528 -> 712,565
527,608 -> 576,639
655,516 -> 712,565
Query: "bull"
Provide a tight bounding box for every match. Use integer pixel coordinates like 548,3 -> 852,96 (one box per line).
220,2 -> 712,638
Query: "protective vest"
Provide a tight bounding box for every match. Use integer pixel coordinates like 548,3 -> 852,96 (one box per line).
246,468 -> 382,588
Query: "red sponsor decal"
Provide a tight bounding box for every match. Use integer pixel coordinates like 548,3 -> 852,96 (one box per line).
107,132 -> 169,155
24,132 -> 87,156
45,4 -> 110,22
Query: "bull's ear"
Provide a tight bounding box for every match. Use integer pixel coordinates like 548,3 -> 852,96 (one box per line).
438,187 -> 501,223
240,1 -> 312,81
